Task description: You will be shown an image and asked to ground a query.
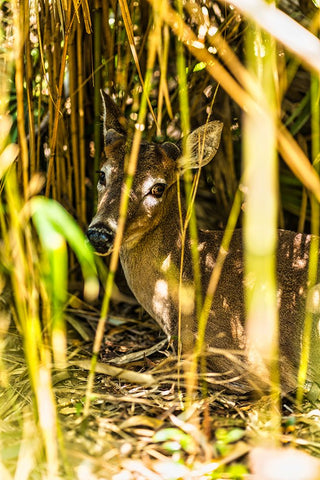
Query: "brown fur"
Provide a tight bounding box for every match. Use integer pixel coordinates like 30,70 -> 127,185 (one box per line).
87,92 -> 320,394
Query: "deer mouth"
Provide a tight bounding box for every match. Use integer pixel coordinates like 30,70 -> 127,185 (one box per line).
87,224 -> 115,255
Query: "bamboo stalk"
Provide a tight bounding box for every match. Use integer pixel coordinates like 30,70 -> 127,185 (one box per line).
148,0 -> 320,202
24,0 -> 36,177
119,0 -> 158,126
45,2 -> 74,197
14,0 -> 29,199
297,59 -> 320,404
102,0 -> 115,86
229,0 -> 320,74
77,19 -> 87,225
93,0 -> 102,195
243,18 -> 280,430
84,30 -> 157,416
68,22 -> 81,219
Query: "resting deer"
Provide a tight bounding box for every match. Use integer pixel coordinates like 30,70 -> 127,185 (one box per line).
87,91 -> 320,393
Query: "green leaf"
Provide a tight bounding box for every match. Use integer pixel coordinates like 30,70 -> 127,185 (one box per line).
215,428 -> 245,444
193,61 -> 206,72
30,197 -> 99,301
153,428 -> 195,453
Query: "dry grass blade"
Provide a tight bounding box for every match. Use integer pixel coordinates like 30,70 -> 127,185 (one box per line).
71,360 -> 155,385
74,0 -> 92,33
13,0 -> 28,199
110,339 -> 168,365
278,126 -> 320,201
3,0 -> 320,477
148,0 -> 320,202
118,0 -> 158,126
230,0 -> 320,74
45,3 -> 74,197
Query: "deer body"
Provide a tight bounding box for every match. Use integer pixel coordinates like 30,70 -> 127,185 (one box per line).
88,92 -> 320,393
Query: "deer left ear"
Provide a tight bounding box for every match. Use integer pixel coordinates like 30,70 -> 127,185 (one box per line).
101,90 -> 127,137
176,121 -> 223,175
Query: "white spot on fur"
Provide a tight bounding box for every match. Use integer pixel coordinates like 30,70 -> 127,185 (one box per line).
152,279 -> 171,336
161,254 -> 172,272
107,217 -> 118,232
179,285 -> 195,316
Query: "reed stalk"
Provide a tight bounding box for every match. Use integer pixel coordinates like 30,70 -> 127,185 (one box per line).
13,0 -> 29,199
77,19 -> 87,225
68,22 -> 81,220
243,17 -> 280,432
148,0 -> 320,202
24,0 -> 36,177
93,0 -> 102,194
45,2 -> 74,198
84,20 -> 158,415
297,47 -> 320,404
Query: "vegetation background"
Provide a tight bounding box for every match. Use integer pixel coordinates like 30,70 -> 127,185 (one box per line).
1,0 -> 320,478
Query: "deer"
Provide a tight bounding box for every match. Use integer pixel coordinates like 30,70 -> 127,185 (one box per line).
87,91 -> 320,394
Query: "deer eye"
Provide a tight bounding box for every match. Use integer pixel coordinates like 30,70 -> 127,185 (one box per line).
96,170 -> 106,186
150,183 -> 166,198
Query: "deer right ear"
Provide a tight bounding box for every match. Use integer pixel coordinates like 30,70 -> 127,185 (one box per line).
161,142 -> 181,161
100,90 -> 127,138
176,121 -> 223,175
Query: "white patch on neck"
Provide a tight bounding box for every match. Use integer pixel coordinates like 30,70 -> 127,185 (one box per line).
152,279 -> 171,336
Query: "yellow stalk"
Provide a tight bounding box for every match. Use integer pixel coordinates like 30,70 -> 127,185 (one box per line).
68,23 -> 81,221
244,17 -> 280,434
297,40 -> 320,403
77,19 -> 87,225
45,3 -> 74,197
84,27 -> 158,415
147,0 -> 320,203
14,0 -> 29,199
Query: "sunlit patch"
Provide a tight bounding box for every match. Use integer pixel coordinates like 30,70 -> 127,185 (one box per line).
247,342 -> 269,379
306,284 -> 320,314
77,461 -> 95,480
97,190 -> 117,210
293,258 -> 308,269
152,279 -> 171,336
292,234 -> 308,269
178,284 -> 195,316
250,446 -> 320,480
198,242 -> 205,252
230,315 -> 246,348
161,254 -> 172,272
205,253 -> 215,270
243,271 -> 256,290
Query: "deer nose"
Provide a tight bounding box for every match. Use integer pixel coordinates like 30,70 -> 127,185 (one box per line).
87,225 -> 114,254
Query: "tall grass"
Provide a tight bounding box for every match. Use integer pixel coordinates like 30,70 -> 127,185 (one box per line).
1,0 -> 320,476
243,17 -> 280,433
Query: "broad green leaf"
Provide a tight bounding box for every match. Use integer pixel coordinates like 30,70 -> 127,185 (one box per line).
30,197 -> 99,301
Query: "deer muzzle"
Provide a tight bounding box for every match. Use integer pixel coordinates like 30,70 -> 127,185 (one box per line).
87,223 -> 115,254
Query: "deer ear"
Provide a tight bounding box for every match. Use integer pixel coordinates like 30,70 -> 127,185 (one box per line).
100,90 -> 127,138
104,128 -> 125,145
161,141 -> 181,161
176,121 -> 223,175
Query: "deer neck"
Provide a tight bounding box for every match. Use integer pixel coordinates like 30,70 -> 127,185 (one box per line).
119,198 -> 190,336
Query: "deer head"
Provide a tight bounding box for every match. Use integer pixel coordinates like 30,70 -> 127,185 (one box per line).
87,91 -> 223,254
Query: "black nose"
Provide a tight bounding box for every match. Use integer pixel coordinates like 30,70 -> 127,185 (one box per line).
87,225 -> 114,254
